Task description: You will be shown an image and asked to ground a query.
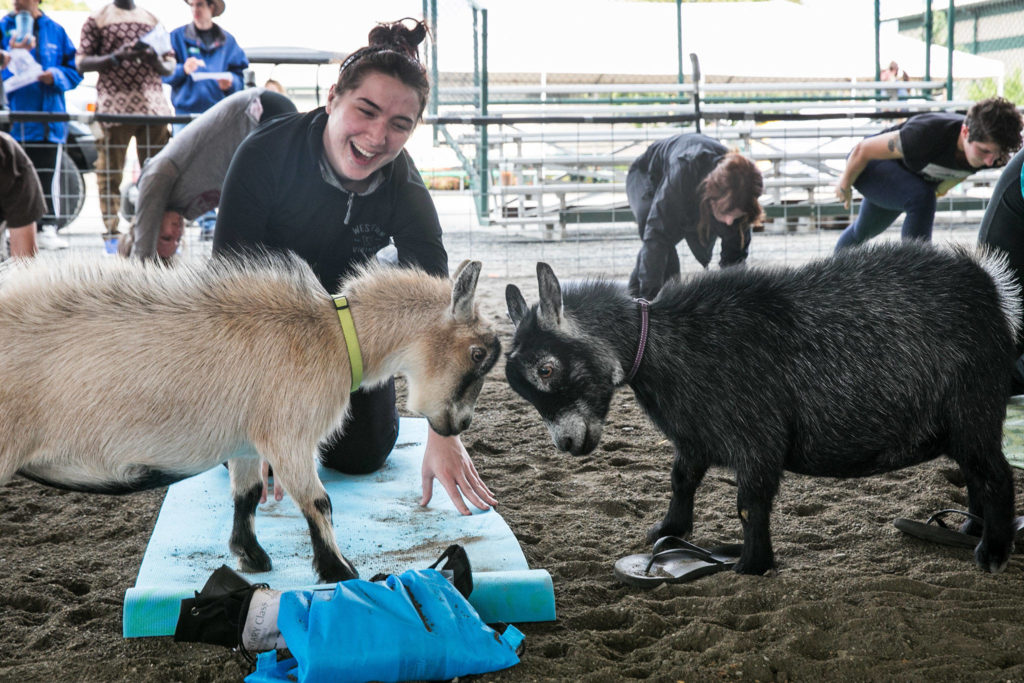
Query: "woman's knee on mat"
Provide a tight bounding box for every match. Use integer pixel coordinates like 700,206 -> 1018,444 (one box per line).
319,413 -> 399,475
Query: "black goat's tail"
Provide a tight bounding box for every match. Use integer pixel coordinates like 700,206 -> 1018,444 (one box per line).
974,245 -> 1024,341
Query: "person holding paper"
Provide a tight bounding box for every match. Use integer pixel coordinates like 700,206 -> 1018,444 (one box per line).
164,0 -> 247,129
0,0 -> 82,250
77,0 -> 175,240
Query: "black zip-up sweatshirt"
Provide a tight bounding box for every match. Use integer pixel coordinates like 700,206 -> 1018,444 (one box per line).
214,107 -> 448,291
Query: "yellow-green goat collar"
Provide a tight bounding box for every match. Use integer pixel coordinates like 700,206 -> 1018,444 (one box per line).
332,295 -> 363,392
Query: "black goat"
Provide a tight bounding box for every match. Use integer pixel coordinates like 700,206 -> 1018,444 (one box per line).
505,241 -> 1021,575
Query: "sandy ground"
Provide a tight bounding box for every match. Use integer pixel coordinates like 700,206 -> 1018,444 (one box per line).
3,224 -> 1024,682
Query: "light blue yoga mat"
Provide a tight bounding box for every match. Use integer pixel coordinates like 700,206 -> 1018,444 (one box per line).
123,417 -> 555,638
1005,397 -> 1024,470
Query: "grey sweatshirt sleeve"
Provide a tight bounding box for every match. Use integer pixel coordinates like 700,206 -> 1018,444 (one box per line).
131,160 -> 179,261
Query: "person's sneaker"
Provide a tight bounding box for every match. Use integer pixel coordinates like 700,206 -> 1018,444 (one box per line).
37,225 -> 68,250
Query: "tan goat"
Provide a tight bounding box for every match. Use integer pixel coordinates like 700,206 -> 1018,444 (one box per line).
0,253 -> 499,582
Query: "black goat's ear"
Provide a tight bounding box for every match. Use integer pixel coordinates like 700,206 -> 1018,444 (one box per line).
506,284 -> 528,327
536,262 -> 563,331
450,260 -> 482,323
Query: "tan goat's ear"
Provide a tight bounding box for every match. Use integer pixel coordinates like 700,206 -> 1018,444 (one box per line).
536,262 -> 563,331
506,284 -> 528,328
450,260 -> 482,323
452,259 -> 472,282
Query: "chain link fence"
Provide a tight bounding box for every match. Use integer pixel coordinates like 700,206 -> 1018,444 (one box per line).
879,0 -> 1024,100
411,0 -> 1002,278
4,2 -> 1018,278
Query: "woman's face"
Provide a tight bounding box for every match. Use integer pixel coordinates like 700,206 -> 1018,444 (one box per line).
157,211 -> 184,259
710,195 -> 747,226
322,72 -> 420,189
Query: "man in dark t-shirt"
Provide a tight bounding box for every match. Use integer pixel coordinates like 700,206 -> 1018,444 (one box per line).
834,97 -> 1023,250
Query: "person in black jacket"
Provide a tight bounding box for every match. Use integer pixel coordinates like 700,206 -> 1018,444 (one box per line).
977,146 -> 1024,394
627,133 -> 763,300
214,19 -> 497,516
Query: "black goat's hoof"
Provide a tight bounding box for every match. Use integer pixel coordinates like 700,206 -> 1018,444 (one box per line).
645,520 -> 692,545
237,548 -> 272,573
733,557 -> 774,576
316,556 -> 359,584
974,542 -> 1010,574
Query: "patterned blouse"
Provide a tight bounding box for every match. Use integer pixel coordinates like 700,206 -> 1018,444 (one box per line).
78,4 -> 173,124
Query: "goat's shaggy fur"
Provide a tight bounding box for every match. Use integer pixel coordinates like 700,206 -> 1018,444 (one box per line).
0,253 -> 499,582
506,241 -> 1020,575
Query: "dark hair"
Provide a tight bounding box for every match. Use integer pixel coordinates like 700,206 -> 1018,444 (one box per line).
334,18 -> 430,118
965,96 -> 1023,159
696,152 -> 764,245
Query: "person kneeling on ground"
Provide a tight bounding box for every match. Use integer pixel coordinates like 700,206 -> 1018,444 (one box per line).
627,132 -> 764,300
0,130 -> 45,259
977,145 -> 1024,395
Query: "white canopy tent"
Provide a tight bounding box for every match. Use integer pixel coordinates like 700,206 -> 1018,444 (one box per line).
457,0 -> 1003,85
64,0 -> 1003,88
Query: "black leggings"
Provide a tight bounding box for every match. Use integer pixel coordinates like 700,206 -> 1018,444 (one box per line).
319,379 -> 399,474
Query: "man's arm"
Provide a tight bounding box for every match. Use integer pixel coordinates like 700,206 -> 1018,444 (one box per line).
7,224 -> 37,257
835,131 -> 904,208
77,41 -> 148,73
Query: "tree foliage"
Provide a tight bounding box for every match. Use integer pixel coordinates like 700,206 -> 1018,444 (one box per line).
0,0 -> 90,10
967,69 -> 1024,105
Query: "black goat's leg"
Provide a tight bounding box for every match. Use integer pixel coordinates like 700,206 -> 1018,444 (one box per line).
646,449 -> 708,544
256,439 -> 358,583
953,443 -> 1015,572
228,457 -> 272,573
733,457 -> 782,575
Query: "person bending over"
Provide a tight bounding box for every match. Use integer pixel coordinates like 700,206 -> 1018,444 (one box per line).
835,97 -> 1023,250
627,133 -> 763,300
120,87 -> 296,261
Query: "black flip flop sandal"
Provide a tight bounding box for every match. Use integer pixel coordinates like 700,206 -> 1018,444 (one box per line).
613,536 -> 743,588
894,509 -> 1024,550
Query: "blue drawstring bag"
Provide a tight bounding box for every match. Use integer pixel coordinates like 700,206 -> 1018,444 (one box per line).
245,568 -> 523,683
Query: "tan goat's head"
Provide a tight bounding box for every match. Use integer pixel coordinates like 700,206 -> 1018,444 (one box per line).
404,260 -> 500,436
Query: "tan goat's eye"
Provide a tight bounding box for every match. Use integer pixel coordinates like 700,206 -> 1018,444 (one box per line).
470,346 -> 487,364
537,363 -> 553,379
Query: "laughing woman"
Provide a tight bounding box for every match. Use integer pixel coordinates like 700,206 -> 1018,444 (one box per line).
214,19 -> 497,515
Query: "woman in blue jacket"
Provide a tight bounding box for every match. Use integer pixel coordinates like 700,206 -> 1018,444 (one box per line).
0,0 -> 82,248
164,0 -> 247,122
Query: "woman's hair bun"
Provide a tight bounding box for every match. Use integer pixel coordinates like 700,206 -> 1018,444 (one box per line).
367,18 -> 428,59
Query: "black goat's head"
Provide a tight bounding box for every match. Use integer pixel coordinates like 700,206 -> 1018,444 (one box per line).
504,263 -> 621,456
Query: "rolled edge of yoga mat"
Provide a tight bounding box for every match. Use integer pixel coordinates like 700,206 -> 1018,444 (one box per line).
123,585 -> 191,638
468,569 -> 556,624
